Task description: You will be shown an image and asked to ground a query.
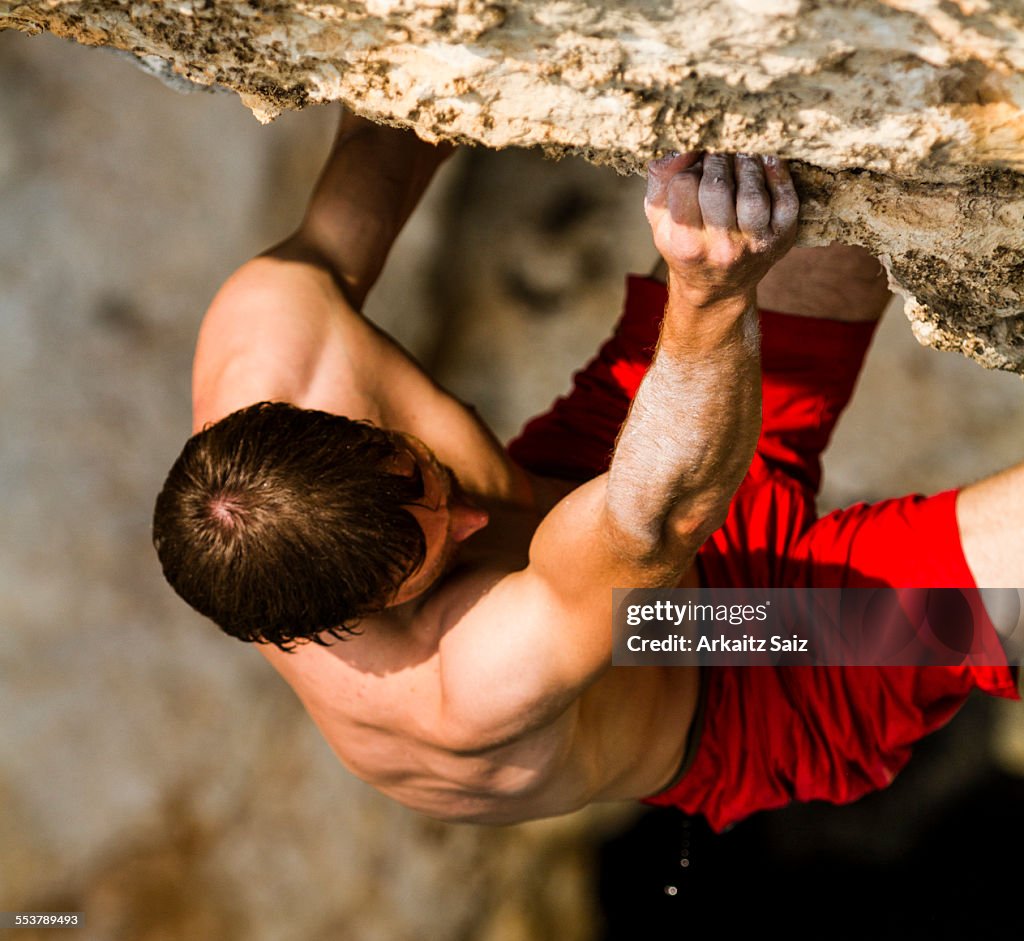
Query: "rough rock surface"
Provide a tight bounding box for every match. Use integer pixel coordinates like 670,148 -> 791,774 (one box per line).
2,0 -> 1023,371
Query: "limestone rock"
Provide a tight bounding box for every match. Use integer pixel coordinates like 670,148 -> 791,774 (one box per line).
798,164 -> 1024,370
2,1 -> 1023,370
3,0 -> 1021,173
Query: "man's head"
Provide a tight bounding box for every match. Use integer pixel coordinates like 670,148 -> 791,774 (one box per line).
152,401 -> 480,649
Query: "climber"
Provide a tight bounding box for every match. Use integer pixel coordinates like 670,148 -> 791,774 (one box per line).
153,111 -> 1020,830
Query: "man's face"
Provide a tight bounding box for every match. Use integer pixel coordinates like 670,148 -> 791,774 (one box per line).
389,433 -> 487,604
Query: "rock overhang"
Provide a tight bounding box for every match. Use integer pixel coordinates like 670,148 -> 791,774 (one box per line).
2,0 -> 1022,370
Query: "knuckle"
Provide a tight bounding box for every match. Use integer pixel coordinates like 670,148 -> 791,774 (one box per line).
708,250 -> 738,271
660,239 -> 704,266
739,199 -> 771,219
774,206 -> 799,228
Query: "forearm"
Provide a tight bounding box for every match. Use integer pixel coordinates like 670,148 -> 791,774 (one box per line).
601,151 -> 796,565
607,289 -> 761,562
294,110 -> 452,308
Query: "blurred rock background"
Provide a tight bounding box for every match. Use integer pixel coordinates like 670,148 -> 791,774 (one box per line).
1,29 -> 1022,941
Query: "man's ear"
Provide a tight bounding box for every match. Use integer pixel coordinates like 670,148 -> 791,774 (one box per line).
450,504 -> 489,543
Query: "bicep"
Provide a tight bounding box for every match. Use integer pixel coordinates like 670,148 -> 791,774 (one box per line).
509,476 -> 703,686
437,478 -> 699,747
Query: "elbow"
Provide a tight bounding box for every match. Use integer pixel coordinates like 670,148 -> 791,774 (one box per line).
665,494 -> 732,549
603,503 -> 666,565
605,494 -> 729,566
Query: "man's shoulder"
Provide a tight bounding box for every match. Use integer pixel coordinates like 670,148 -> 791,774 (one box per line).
191,253 -> 389,429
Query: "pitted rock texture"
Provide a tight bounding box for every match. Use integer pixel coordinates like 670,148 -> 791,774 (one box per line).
798,164 -> 1024,370
2,0 -> 1023,370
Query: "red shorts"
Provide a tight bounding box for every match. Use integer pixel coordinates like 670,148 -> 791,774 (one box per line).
508,276 -> 1019,831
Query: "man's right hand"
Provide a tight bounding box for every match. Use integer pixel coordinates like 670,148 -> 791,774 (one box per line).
645,152 -> 798,312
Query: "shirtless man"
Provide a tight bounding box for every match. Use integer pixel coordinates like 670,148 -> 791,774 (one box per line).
154,113 -> 1020,830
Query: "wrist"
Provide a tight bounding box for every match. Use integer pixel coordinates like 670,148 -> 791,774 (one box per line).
667,271 -> 756,311
660,283 -> 758,352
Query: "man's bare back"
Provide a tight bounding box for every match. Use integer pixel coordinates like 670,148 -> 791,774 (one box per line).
166,113 -> 803,823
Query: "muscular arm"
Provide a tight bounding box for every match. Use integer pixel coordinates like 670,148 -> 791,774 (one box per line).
192,111 -> 453,429
439,154 -> 798,744
541,154 -> 796,633
547,153 -> 797,572
607,154 -> 797,568
286,110 -> 453,310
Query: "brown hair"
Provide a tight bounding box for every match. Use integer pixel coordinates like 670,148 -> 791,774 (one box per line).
152,402 -> 426,649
